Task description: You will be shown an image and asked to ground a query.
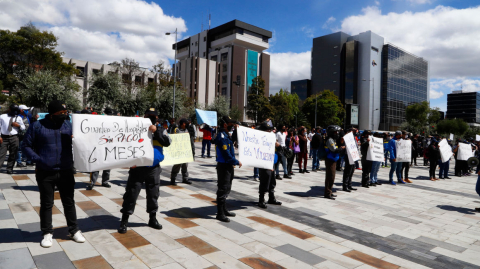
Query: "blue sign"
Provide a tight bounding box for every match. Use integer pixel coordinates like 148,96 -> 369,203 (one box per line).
247,50 -> 258,90
38,113 -> 48,120
196,109 -> 217,127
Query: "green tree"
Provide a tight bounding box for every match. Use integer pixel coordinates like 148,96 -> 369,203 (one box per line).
405,101 -> 441,134
230,105 -> 243,122
154,86 -> 191,120
87,72 -> 123,110
269,89 -> 290,126
436,119 -> 469,137
150,60 -> 173,87
246,76 -> 273,125
301,90 -> 345,128
464,127 -> 480,140
19,70 -> 81,111
207,96 -> 230,118
0,23 -> 77,100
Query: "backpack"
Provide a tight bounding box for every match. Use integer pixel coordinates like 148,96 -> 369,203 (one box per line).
317,137 -> 327,160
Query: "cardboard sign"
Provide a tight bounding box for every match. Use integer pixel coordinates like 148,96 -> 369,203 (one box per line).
457,143 -> 473,161
162,133 -> 194,166
196,109 -> 217,127
450,133 -> 454,140
343,132 -> 360,163
396,139 -> 412,162
439,139 -> 453,163
237,126 -> 276,169
476,135 -> 480,142
366,136 -> 384,162
72,114 -> 154,172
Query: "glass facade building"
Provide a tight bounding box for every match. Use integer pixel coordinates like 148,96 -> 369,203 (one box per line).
343,40 -> 358,104
381,44 -> 429,130
446,92 -> 480,123
291,79 -> 311,103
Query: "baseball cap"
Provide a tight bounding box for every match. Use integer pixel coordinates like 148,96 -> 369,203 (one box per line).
19,105 -> 30,110
144,107 -> 158,116
48,100 -> 67,114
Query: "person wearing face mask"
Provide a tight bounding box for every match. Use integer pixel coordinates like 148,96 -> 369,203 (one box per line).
86,108 -> 115,190
16,105 -> 30,167
324,125 -> 345,200
170,118 -> 192,185
297,127 -> 309,173
118,108 -> 172,233
0,104 -> 26,174
22,100 -> 86,247
215,116 -> 242,222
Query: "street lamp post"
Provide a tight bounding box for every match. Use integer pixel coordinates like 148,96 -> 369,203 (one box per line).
166,29 -> 178,118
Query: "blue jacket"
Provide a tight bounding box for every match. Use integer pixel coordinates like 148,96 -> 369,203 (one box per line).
22,117 -> 73,171
388,137 -> 398,160
215,130 -> 239,165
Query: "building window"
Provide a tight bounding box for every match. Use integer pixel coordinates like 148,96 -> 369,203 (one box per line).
204,36 -> 207,42
222,64 -> 227,72
148,78 -> 154,84
203,52 -> 206,57
222,76 -> 227,84
195,41 -> 198,46
221,87 -> 227,95
122,74 -> 130,83
92,69 -> 100,75
221,53 -> 228,61
76,67 -> 85,77
135,76 -> 142,85
211,55 -> 217,61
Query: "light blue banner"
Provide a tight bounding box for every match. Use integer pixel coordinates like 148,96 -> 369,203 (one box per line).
38,113 -> 48,120
196,109 -> 217,127
247,50 -> 258,90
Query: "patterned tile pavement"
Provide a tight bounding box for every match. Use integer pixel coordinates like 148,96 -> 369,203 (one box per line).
1,143 -> 480,268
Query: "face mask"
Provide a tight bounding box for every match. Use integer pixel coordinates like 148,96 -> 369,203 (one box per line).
148,116 -> 157,125
52,114 -> 67,124
227,125 -> 234,132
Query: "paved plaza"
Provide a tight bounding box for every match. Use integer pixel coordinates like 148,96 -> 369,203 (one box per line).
1,144 -> 480,269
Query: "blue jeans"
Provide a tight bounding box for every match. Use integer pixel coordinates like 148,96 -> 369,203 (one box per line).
389,160 -> 402,181
309,144 -> 312,158
312,148 -> 320,170
370,161 -> 381,183
16,140 -> 23,164
439,160 -> 450,178
382,151 -> 389,166
201,140 -> 211,157
254,168 -> 259,179
275,155 -> 288,176
355,160 -> 360,169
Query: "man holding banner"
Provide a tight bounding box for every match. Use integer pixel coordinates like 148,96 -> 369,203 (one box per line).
170,119 -> 193,185
215,116 -> 242,222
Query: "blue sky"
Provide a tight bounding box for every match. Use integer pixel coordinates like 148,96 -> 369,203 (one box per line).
1,0 -> 479,111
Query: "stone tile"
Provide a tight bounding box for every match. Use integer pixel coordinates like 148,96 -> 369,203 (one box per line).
111,198 -> 124,206
275,256 -> 314,269
383,213 -> 422,224
311,247 -> 363,269
244,231 -> 286,248
83,229 -> 118,245
59,240 -> 99,261
169,208 -> 203,219
54,192 -> 61,200
190,193 -> 216,204
212,228 -> 255,245
112,230 -> 150,250
146,231 -> 184,252
33,251 -> 76,269
0,182 -> 17,190
415,235 -> 467,253
314,260 -> 350,269
13,210 -> 40,224
80,189 -> 103,197
111,257 -> 149,269
0,208 -> 14,220
12,175 -> 30,180
184,226 -> 224,243
343,250 -> 400,269
0,248 -> 34,268
76,201 -> 102,211
26,239 -> 64,256
242,241 -> 289,262
131,244 -> 175,268
175,236 -> 219,255
165,217 -> 199,229
9,202 -> 35,214
305,237 -> 351,254
202,250 -> 250,269
277,224 -> 314,239
165,247 -> 213,269
239,255 -> 286,269
93,241 -> 134,264
294,207 -> 326,217
209,238 -> 254,259
275,244 -> 326,265
248,216 -> 282,227
72,255 -> 113,269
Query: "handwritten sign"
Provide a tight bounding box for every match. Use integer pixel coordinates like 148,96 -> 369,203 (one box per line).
439,139 -> 453,163
343,132 -> 360,163
457,142 -> 473,161
366,136 -> 384,162
72,114 -> 154,172
396,139 -> 412,162
237,126 -> 276,169
162,133 -> 194,166
196,109 -> 217,127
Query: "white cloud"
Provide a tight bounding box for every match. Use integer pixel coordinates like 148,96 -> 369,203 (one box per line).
404,0 -> 432,4
0,0 -> 187,68
269,51 -> 311,94
430,89 -> 444,99
340,5 -> 480,79
300,26 -> 315,38
322,17 -> 336,29
431,78 -> 480,94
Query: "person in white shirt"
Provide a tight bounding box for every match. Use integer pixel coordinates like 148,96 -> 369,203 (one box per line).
0,104 -> 26,174
275,125 -> 291,179
308,128 -> 315,158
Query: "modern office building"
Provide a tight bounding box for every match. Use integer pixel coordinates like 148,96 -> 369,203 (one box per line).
446,91 -> 480,125
309,31 -> 429,130
291,79 -> 311,103
62,57 -> 159,107
173,20 -> 272,120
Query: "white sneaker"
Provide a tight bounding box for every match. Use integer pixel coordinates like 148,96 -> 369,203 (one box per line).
69,231 -> 85,243
41,233 -> 53,248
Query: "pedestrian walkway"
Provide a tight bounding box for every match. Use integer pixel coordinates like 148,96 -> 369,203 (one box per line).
1,144 -> 480,268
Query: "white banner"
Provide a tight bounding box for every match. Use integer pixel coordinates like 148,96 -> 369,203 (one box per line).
476,135 -> 480,142
237,126 -> 276,169
396,139 -> 412,162
457,143 -> 473,161
343,132 -> 360,163
366,136 -> 384,162
439,139 -> 453,163
72,114 -> 154,172
450,133 -> 454,140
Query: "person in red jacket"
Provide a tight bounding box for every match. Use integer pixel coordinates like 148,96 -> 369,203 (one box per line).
200,124 -> 213,158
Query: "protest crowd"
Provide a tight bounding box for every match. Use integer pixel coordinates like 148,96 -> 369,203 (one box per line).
2,100 -> 480,248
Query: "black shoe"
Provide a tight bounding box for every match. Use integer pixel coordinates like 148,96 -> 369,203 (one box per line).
216,203 -> 230,222
86,184 -> 93,190
283,174 -> 292,179
343,187 -> 351,192
324,196 -> 336,200
305,170 -> 310,173
182,179 -> 192,185
439,177 -> 444,179
475,208 -> 480,212
207,156 -> 212,158
118,221 -> 128,234
170,179 -> 177,186
267,193 -> 282,205
445,177 -> 451,179
258,194 -> 268,209
6,171 -> 13,174
16,163 -> 26,168
276,175 -> 281,180
376,182 -> 382,185
332,194 -> 337,197
348,186 -> 357,191
102,182 -> 111,188
223,203 -> 236,217
362,185 -> 369,188
299,169 -> 304,174
290,172 -> 295,176
148,214 -> 163,230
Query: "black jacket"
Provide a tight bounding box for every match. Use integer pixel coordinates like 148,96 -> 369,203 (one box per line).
311,133 -> 323,149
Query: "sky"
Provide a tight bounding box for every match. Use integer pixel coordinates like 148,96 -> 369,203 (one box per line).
1,0 -> 480,112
